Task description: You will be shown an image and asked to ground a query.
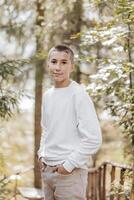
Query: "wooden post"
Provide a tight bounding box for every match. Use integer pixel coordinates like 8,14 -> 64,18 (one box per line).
117,168 -> 126,200
98,166 -> 102,200
102,163 -> 107,200
110,166 -> 116,200
86,172 -> 90,200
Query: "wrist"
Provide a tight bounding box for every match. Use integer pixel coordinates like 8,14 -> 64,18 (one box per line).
39,157 -> 44,163
63,161 -> 75,173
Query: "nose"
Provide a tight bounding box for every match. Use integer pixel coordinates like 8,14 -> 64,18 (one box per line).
55,63 -> 61,71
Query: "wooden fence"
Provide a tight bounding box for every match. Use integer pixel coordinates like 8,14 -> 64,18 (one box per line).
1,161 -> 133,200
86,160 -> 133,200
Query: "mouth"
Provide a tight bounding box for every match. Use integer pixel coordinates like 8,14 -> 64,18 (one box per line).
53,73 -> 63,76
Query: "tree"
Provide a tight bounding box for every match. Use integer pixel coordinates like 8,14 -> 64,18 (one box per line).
34,0 -> 45,188
80,0 -> 134,198
0,0 -> 85,188
0,58 -> 29,119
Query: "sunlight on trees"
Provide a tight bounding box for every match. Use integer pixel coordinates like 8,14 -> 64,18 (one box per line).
0,0 -> 134,199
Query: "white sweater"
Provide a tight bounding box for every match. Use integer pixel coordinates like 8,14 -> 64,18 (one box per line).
38,80 -> 102,172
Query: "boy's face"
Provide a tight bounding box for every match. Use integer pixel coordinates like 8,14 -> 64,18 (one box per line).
47,50 -> 74,84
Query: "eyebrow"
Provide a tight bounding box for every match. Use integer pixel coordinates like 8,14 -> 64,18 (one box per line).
51,58 -> 68,61
61,59 -> 68,61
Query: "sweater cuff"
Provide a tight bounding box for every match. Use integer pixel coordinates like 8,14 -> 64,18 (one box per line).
37,150 -> 45,160
63,160 -> 75,173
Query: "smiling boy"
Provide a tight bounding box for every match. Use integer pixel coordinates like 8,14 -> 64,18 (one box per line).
38,44 -> 102,200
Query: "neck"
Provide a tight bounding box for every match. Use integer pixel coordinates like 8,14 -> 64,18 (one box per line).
54,79 -> 71,88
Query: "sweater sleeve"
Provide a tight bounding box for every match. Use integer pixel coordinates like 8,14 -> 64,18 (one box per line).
63,90 -> 102,172
37,94 -> 46,159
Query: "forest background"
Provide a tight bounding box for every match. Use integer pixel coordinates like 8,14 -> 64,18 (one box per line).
0,0 -> 134,199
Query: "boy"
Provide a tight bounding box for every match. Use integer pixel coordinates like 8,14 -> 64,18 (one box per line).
38,44 -> 102,200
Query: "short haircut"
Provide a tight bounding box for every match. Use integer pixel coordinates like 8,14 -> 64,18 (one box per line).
48,44 -> 74,63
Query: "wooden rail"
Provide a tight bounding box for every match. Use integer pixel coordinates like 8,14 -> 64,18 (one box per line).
1,161 -> 133,200
86,161 -> 133,200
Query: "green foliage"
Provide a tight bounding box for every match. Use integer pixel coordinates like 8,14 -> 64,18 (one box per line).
0,92 -> 18,119
0,0 -> 134,197
0,174 -> 21,200
80,0 -> 134,197
88,60 -> 134,162
110,170 -> 133,200
0,176 -> 12,200
81,0 -> 134,164
0,59 -> 23,80
0,58 -> 29,119
110,178 -> 132,200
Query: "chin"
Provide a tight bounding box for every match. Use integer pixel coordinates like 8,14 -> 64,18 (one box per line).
53,77 -> 64,82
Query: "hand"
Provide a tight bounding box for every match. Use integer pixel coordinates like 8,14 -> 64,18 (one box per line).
39,158 -> 47,172
53,164 -> 72,175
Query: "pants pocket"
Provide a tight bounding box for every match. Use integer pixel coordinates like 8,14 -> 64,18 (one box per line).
55,171 -> 73,177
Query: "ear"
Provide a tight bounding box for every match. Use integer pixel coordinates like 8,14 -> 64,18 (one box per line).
46,59 -> 49,67
45,60 -> 50,73
70,64 -> 74,72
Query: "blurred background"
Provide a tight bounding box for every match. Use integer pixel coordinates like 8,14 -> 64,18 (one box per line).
0,0 -> 134,199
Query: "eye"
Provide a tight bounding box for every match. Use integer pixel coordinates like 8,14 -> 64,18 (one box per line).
62,61 -> 67,64
51,60 -> 57,64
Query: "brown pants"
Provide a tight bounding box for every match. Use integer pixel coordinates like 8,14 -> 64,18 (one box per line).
42,166 -> 88,200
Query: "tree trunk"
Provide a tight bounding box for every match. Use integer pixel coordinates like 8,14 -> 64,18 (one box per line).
34,0 -> 45,188
127,18 -> 134,200
62,0 -> 83,83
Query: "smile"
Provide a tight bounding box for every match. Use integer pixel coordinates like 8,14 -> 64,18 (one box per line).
53,73 -> 63,75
